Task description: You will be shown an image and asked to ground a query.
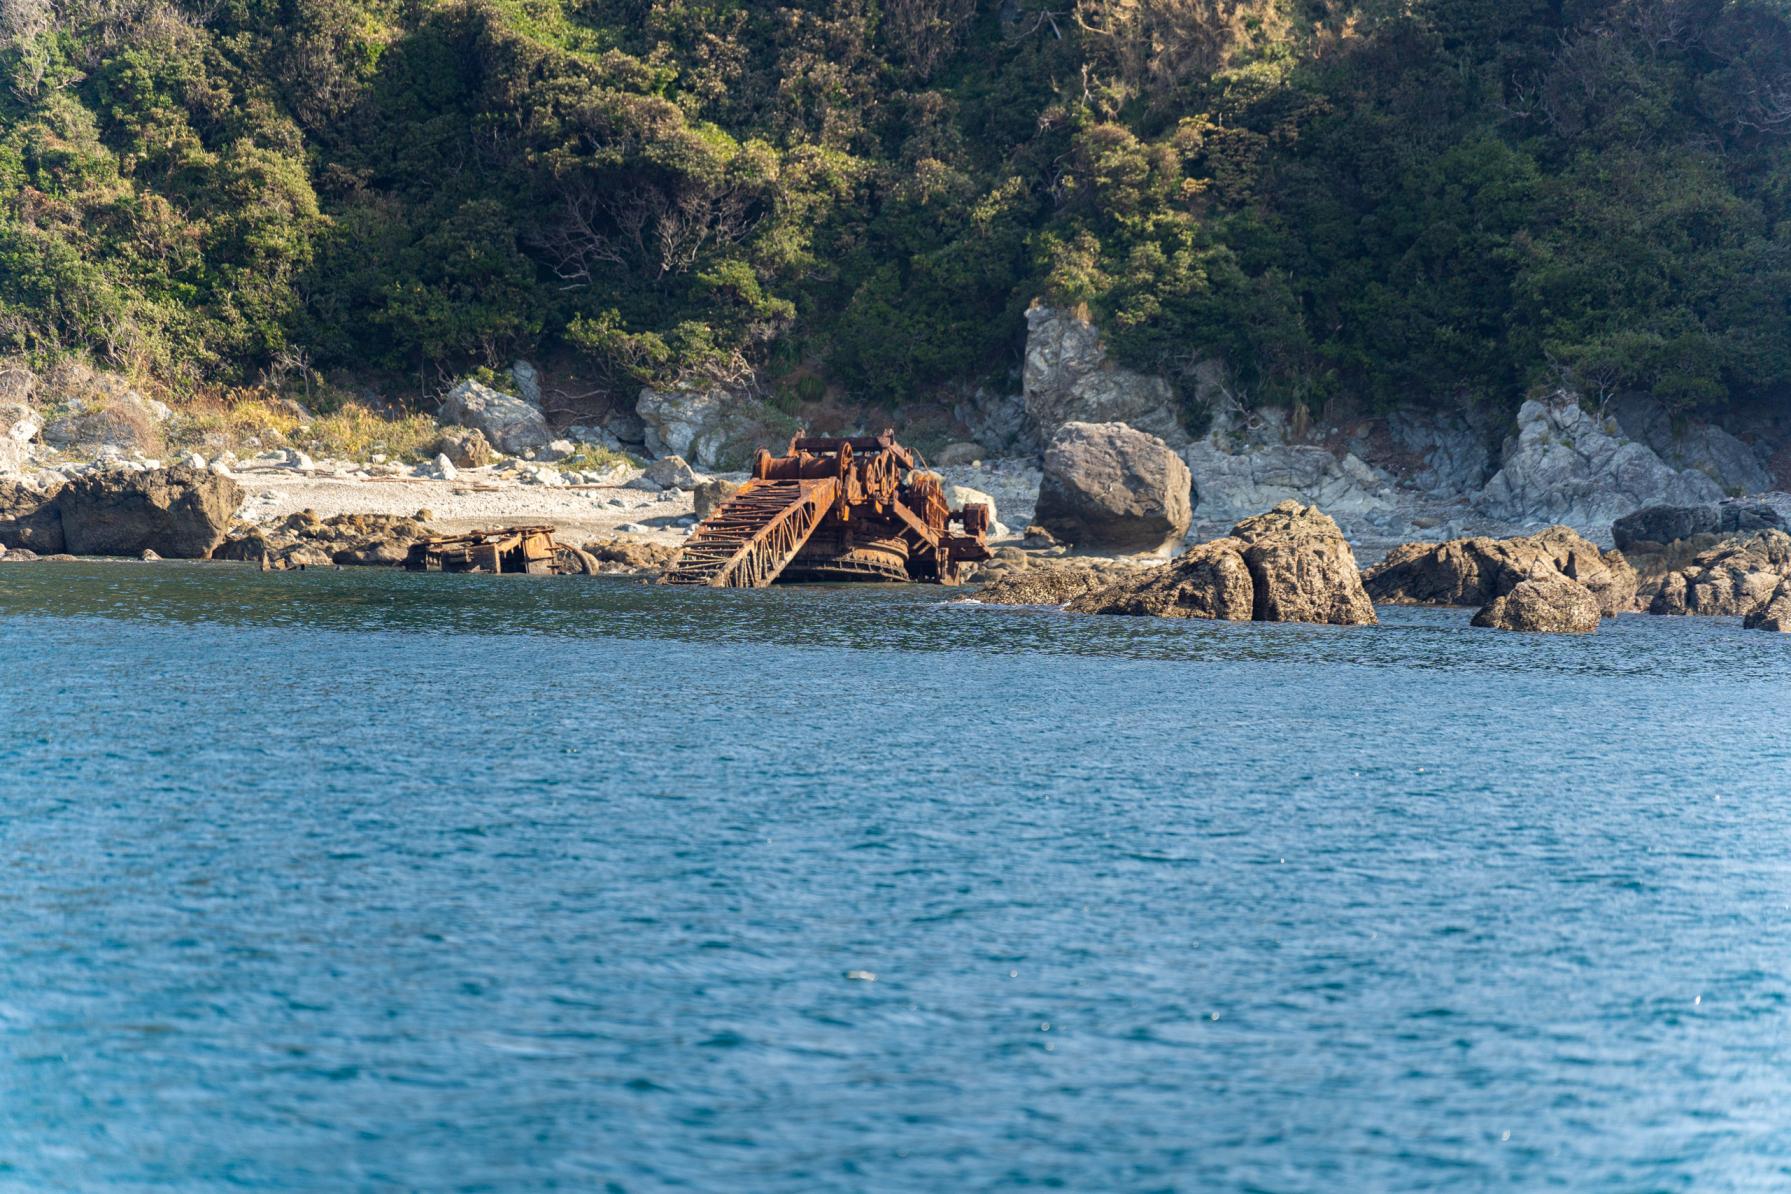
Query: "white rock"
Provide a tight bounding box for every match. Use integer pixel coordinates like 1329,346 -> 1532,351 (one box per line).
617,522 -> 649,534
183,452 -> 207,470
439,378 -> 551,455
636,386 -> 783,470
944,484 -> 998,528
434,453 -> 459,482
511,360 -> 543,408
1023,305 -> 1188,446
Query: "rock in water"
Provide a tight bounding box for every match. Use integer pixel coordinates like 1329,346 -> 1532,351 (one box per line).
1033,422 -> 1192,553
1743,578 -> 1791,632
439,379 -> 551,455
58,467 -> 243,558
1229,502 -> 1378,625
0,479 -> 66,553
1649,531 -> 1791,617
974,558 -> 1133,606
693,478 -> 741,520
1472,572 -> 1602,634
1365,527 -> 1636,617
1066,538 -> 1255,620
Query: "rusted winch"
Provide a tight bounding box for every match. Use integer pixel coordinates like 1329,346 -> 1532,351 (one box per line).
661,431 -> 993,587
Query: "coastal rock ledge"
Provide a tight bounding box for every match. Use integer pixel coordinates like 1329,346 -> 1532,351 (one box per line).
1044,501 -> 1378,626
1365,527 -> 1636,618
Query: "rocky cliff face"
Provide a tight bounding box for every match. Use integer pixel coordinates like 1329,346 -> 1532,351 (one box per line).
1022,307 -> 1188,447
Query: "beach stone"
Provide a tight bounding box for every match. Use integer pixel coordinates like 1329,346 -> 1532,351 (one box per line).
1743,578 -> 1791,632
433,453 -> 459,482
1649,531 -> 1791,617
1034,421 -> 1192,552
1366,527 -> 1637,617
431,426 -> 496,469
1066,537 -> 1255,620
58,467 -> 243,558
439,378 -> 551,455
643,455 -> 699,491
693,478 -> 740,520
0,479 -> 65,552
1472,571 -> 1602,634
1229,501 -> 1378,625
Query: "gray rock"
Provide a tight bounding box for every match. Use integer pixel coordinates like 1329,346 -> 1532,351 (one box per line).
950,387 -> 1034,456
511,360 -> 543,409
636,386 -> 785,470
1179,405 -> 1397,526
1478,395 -> 1725,531
1022,306 -> 1186,444
1386,406 -> 1496,497
1611,500 -> 1786,552
1611,395 -> 1773,494
1034,421 -> 1192,552
431,426 -> 496,469
640,455 -> 698,491
1743,577 -> 1791,632
439,379 -> 551,455
434,453 -> 459,482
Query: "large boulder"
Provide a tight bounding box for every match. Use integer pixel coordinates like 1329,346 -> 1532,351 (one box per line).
1229,501 -> 1378,625
1066,537 -> 1255,621
1033,421 -> 1192,552
1365,527 -> 1637,617
438,379 -> 550,455
58,467 -> 243,558
1022,306 -> 1187,444
1478,395 -> 1724,530
0,479 -> 65,552
1649,531 -> 1791,617
636,386 -> 787,471
1471,571 -> 1602,634
693,478 -> 741,519
1743,578 -> 1791,632
1612,500 -> 1786,552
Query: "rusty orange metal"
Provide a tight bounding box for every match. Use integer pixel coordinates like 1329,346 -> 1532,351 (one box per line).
661,431 -> 993,587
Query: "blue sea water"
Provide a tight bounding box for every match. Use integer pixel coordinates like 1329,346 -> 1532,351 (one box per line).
1,562 -> 1789,1192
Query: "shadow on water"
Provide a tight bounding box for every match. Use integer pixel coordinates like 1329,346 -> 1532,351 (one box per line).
0,559 -> 1782,681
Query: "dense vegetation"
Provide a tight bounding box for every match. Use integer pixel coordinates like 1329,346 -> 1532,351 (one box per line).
3,0 -> 1789,427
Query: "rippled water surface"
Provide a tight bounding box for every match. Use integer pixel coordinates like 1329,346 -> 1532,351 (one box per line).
3,563 -> 1789,1192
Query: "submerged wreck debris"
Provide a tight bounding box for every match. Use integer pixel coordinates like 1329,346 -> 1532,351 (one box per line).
404,526 -> 562,574
660,431 -> 994,587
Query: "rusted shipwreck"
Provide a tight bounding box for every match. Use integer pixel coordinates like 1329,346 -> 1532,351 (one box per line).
404,526 -> 560,574
661,432 -> 992,587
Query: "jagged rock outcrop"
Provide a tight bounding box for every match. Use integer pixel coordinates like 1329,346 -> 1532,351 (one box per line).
1229,501 -> 1378,624
1611,395 -> 1774,495
216,510 -> 433,568
1060,501 -> 1377,625
636,386 -> 786,471
1065,537 -> 1255,620
1,400 -> 40,475
1471,571 -> 1602,634
439,379 -> 550,455
0,479 -> 65,552
1365,527 -> 1637,617
1033,421 -> 1192,552
1649,531 -> 1791,617
1744,578 -> 1791,632
58,467 -> 242,558
1611,500 -> 1785,552
1022,306 -> 1187,444
1478,395 -> 1725,529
